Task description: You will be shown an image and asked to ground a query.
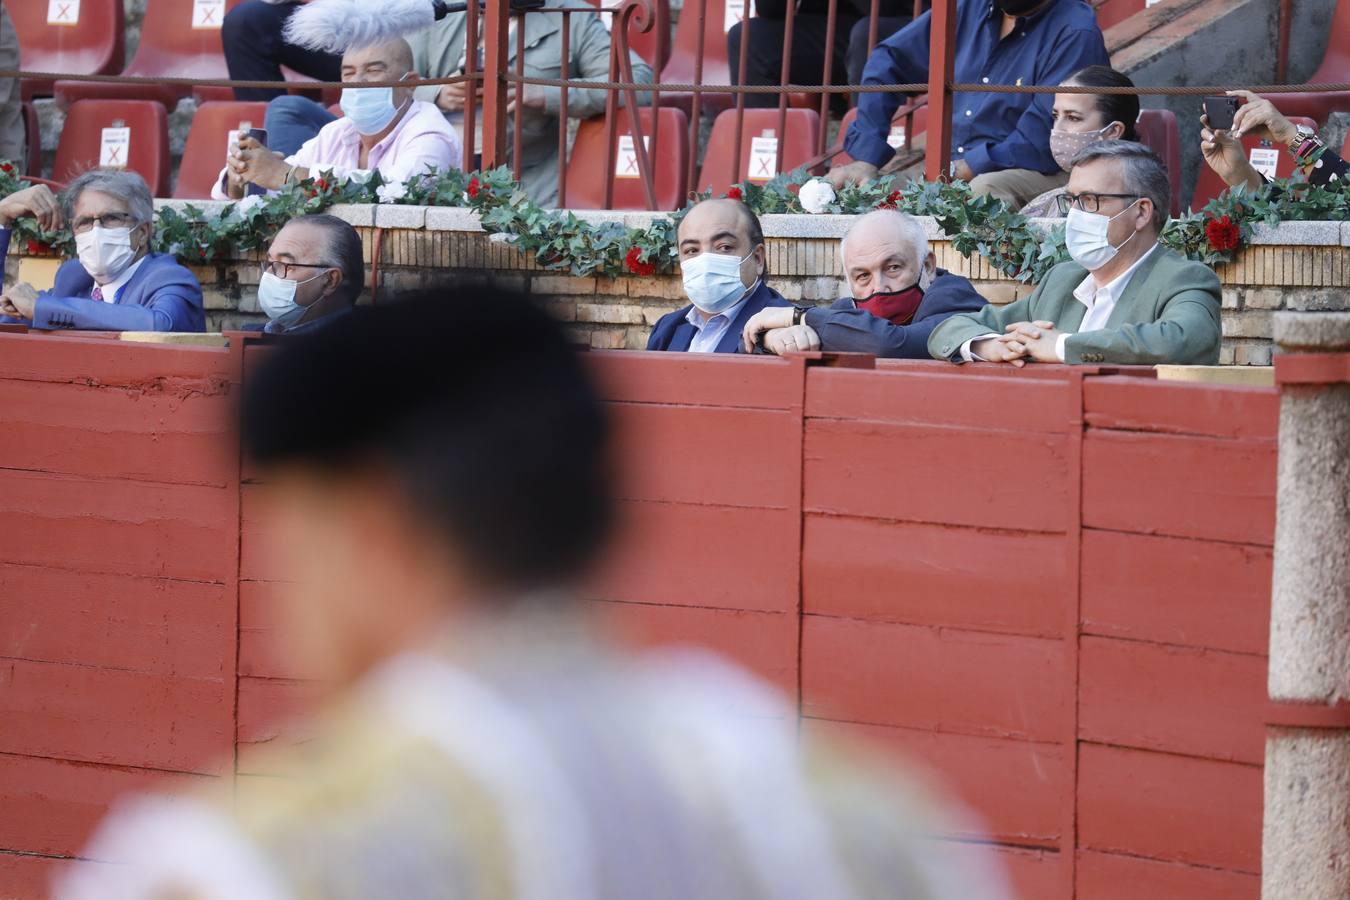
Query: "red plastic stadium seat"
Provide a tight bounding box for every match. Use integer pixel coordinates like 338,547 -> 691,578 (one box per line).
193,66 -> 341,106
1135,108 -> 1181,217
1266,0 -> 1350,127
9,0 -> 125,102
583,0 -> 672,73
1190,116 -> 1317,211
53,100 -> 172,197
831,103 -> 928,167
54,0 -> 248,108
697,108 -> 821,194
565,107 -> 689,210
659,0 -> 740,117
22,102 -> 42,177
1093,0 -> 1146,31
173,101 -> 269,199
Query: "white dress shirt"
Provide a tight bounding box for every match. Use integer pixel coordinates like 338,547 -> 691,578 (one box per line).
962,242 -> 1159,363
684,283 -> 757,353
94,255 -> 149,303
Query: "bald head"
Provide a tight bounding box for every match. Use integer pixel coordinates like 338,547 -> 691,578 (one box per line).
341,38 -> 416,82
840,210 -> 935,300
676,198 -> 767,297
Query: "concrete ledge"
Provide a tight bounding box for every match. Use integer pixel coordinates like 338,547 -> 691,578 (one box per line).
1275,312 -> 1350,352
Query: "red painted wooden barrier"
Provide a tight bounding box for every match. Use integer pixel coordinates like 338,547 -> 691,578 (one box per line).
0,338 -> 1278,899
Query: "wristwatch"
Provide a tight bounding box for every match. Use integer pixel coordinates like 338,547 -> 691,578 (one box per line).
1289,124 -> 1317,150
792,305 -> 810,326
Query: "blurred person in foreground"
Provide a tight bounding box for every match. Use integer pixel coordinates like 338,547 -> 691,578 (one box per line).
254,214 -> 365,335
929,141 -> 1221,365
1200,90 -> 1347,191
0,171 -> 205,332
55,283 -> 1011,900
741,209 -> 986,358
647,198 -> 791,353
215,39 -> 461,200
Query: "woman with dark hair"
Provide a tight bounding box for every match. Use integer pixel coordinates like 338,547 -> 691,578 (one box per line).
1021,65 -> 1141,217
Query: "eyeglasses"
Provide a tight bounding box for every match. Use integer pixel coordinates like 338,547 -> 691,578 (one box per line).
71,212 -> 138,234
1056,192 -> 1141,215
260,260 -> 336,280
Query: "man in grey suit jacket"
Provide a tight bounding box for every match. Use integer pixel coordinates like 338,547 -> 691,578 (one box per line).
929,141 -> 1221,366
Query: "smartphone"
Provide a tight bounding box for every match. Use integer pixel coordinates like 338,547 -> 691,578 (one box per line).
233,125 -> 270,197
1203,96 -> 1239,131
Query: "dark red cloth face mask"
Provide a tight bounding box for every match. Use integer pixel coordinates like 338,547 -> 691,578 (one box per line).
855,282 -> 925,326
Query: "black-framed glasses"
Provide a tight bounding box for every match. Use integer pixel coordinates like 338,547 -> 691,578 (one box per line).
71,212 -> 138,234
1056,192 -> 1141,215
260,260 -> 336,280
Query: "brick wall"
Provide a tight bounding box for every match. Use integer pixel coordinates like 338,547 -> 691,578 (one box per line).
14,208 -> 1349,362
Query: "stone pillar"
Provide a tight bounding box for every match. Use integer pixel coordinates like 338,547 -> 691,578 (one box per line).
1263,312 -> 1350,900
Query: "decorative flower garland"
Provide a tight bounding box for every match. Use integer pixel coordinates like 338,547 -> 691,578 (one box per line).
3,162 -> 1346,285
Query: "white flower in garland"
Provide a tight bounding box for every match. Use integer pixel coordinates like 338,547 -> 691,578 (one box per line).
798,179 -> 837,214
376,180 -> 410,204
235,194 -> 265,216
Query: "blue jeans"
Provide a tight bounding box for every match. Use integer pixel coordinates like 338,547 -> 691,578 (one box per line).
265,95 -> 339,157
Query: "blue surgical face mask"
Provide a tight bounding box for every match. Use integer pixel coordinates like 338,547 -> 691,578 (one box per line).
1064,200 -> 1140,271
340,83 -> 406,135
680,250 -> 757,315
258,270 -> 328,328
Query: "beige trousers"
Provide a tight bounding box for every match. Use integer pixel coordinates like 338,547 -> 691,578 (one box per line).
969,167 -> 1068,208
0,4 -> 24,169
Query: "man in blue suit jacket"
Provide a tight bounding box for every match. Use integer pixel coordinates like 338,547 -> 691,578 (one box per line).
646,198 -> 791,353
742,209 -> 986,357
0,171 -> 205,332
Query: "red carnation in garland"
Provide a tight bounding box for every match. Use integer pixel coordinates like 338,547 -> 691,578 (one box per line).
725,186 -> 743,200
316,178 -> 331,191
877,189 -> 903,210
624,246 -> 656,277
0,162 -> 15,175
25,240 -> 49,255
467,176 -> 482,199
1205,214 -> 1241,253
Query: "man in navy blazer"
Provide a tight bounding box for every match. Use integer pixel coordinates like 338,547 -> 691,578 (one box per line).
0,171 -> 205,332
646,198 -> 791,353
742,209 -> 986,357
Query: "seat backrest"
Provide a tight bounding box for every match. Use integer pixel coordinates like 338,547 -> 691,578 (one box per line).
1190,116 -> 1318,211
661,0 -> 741,85
832,104 -> 928,167
697,108 -> 821,195
565,107 -> 689,211
1135,108 -> 1181,217
1093,0 -> 1146,31
173,101 -> 269,199
582,0 -> 672,74
124,0 -> 248,78
54,100 -> 172,197
1317,0 -> 1350,73
9,0 -> 125,80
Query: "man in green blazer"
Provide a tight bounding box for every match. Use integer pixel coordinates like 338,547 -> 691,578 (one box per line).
929,141 -> 1222,366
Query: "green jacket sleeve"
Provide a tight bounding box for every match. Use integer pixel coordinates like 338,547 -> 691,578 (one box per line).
1062,262 -> 1221,365
542,13 -> 653,118
926,276 -> 1056,361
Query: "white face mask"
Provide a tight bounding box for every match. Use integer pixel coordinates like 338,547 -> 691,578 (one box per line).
258,270 -> 329,328
76,225 -> 138,283
1064,201 -> 1140,271
680,250 -> 756,315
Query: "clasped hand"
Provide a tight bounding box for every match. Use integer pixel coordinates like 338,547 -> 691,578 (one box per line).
226,136 -> 289,197
970,320 -> 1062,366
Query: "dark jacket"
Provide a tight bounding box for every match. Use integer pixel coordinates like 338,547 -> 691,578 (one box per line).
803,269 -> 986,359
646,281 -> 792,353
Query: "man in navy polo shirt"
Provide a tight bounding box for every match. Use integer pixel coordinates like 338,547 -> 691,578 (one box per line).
826,0 -> 1108,208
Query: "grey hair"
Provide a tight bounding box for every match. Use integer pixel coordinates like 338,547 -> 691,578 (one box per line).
281,214 -> 367,304
1068,140 -> 1171,230
61,168 -> 155,227
838,209 -> 930,269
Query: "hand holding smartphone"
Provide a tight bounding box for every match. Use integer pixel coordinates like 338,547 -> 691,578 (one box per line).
1203,95 -> 1240,132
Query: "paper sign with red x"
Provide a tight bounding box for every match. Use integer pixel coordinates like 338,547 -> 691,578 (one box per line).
747,135 -> 779,182
614,135 -> 651,180
47,0 -> 81,26
100,127 -> 132,169
723,0 -> 754,34
193,0 -> 226,29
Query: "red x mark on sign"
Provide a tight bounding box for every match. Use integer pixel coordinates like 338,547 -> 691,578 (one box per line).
56,3 -> 74,21
200,8 -> 217,23
755,156 -> 774,175
105,147 -> 123,165
623,156 -> 638,174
